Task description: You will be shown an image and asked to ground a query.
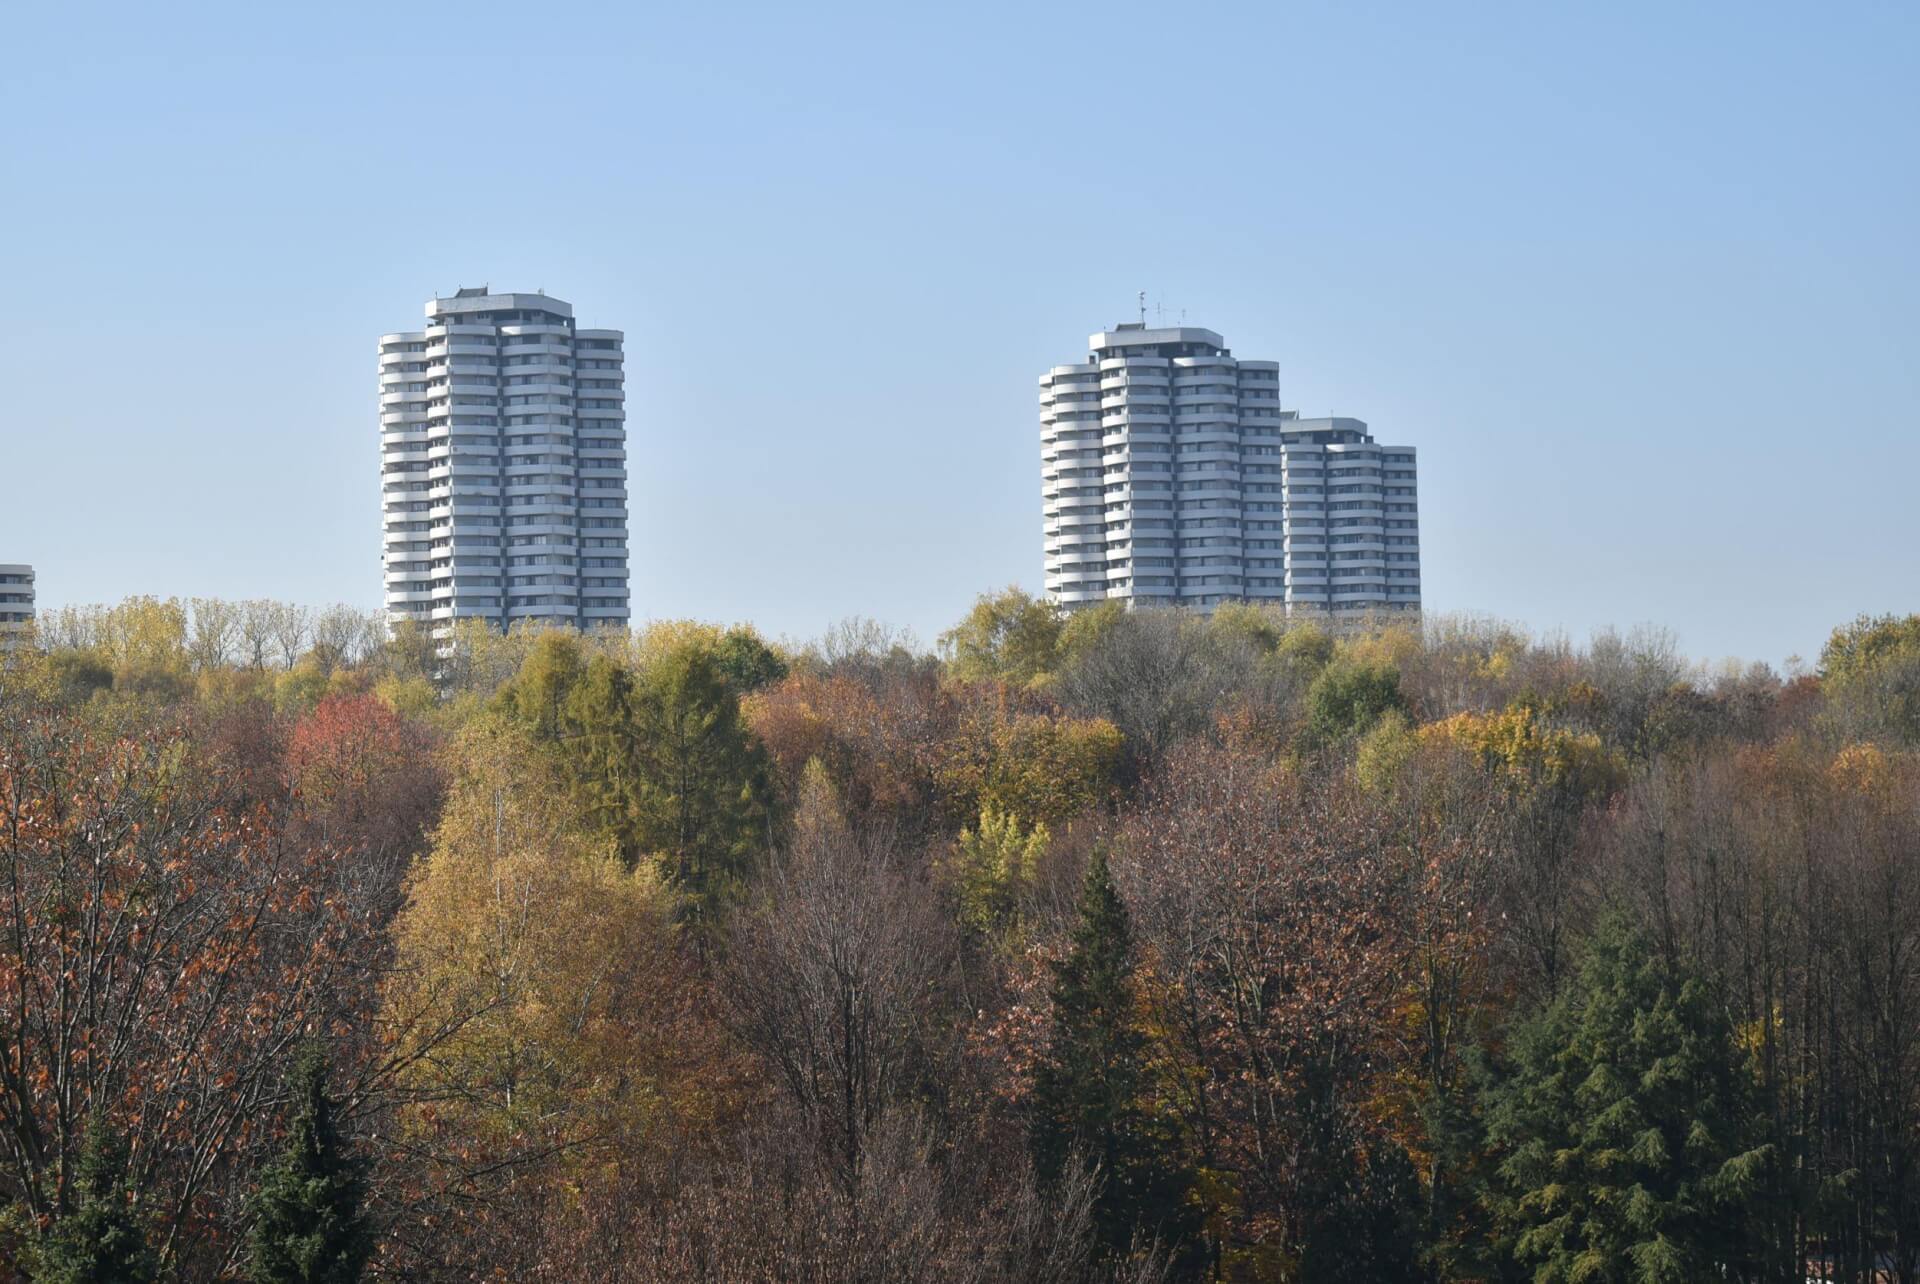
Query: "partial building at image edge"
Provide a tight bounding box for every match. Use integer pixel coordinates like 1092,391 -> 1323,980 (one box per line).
0,564 -> 34,647
380,290 -> 630,635
1040,323 -> 1421,614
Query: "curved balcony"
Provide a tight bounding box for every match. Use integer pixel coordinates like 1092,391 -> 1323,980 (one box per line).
1104,413 -> 1169,431
1046,511 -> 1107,531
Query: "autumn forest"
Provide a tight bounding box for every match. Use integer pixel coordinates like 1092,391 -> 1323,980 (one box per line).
3,592 -> 1919,1283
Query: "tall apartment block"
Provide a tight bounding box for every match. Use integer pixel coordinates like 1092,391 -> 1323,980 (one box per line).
0,564 -> 34,645
1040,323 -> 1420,613
380,289 -> 629,634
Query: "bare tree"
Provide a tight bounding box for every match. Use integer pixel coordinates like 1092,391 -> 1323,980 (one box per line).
817,616 -> 920,667
35,604 -> 105,652
721,768 -> 959,1191
516,1109 -> 1163,1284
310,604 -> 377,675
187,597 -> 239,672
269,601 -> 311,670
1582,624 -> 1686,754
1057,609 -> 1251,766
351,609 -> 387,667
239,599 -> 277,669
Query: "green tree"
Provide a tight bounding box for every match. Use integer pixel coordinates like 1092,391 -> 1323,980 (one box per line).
628,641 -> 772,914
30,650 -> 115,704
1271,619 -> 1335,684
1207,600 -> 1287,654
1305,658 -> 1404,745
34,1119 -> 158,1284
1479,913 -> 1770,1283
492,637 -> 773,913
384,718 -> 693,1159
1820,612 -> 1920,745
1819,611 -> 1920,682
376,617 -> 439,686
1296,1134 -> 1431,1284
711,626 -> 788,694
492,630 -> 588,744
1055,599 -> 1125,672
247,1044 -> 371,1284
945,808 -> 1049,941
1030,850 -> 1195,1262
940,587 -> 1064,688
557,654 -> 644,850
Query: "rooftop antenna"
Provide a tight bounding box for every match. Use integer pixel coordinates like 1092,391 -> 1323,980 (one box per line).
1138,291 -> 1146,325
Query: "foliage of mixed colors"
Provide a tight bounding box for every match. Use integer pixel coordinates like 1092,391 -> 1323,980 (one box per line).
1,590 -> 1916,1282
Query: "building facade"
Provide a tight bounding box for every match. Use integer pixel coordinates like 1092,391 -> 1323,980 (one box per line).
0,564 -> 34,644
1040,323 -> 1419,613
380,290 -> 629,634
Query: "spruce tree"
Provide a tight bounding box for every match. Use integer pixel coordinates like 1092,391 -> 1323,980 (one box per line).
1479,912 -> 1769,1283
491,631 -> 588,744
1296,1132 -> 1431,1284
247,1043 -> 371,1284
1030,849 -> 1196,1261
34,1118 -> 158,1284
560,654 -> 644,852
628,641 -> 771,916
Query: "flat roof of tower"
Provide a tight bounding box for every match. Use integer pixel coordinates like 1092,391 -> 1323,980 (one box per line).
426,291 -> 574,319
1090,324 -> 1227,350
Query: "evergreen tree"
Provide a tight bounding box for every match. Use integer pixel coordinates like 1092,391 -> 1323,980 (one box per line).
560,654 -> 644,852
491,631 -> 588,744
628,641 -> 771,916
1030,850 -> 1196,1262
493,637 -> 772,916
1303,658 -> 1405,745
1479,912 -> 1770,1283
1296,1131 -> 1432,1284
711,626 -> 789,694
34,1118 -> 158,1284
247,1043 -> 371,1284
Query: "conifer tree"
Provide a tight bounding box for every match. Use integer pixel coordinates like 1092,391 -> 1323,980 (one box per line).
247,1043 -> 371,1284
560,654 -> 643,850
1030,849 -> 1195,1262
34,1118 -> 158,1284
490,630 -> 587,744
1479,912 -> 1770,1283
628,641 -> 772,915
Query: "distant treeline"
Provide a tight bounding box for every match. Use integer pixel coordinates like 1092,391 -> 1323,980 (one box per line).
1,591 -> 1917,1283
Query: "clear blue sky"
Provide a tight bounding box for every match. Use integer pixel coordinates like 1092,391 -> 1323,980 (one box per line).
3,1 -> 1914,666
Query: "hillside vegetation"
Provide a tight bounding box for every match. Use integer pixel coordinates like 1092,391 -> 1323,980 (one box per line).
2,591 -> 1917,1283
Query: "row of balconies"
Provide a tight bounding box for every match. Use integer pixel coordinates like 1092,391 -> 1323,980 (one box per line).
494,322 -> 572,338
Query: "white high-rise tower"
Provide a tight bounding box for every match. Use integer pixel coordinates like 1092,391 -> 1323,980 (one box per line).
1039,323 -> 1419,613
380,289 -> 629,634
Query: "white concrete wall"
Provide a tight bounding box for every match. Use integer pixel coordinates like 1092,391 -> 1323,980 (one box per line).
1040,327 -> 1419,614
0,563 -> 35,643
380,292 -> 629,635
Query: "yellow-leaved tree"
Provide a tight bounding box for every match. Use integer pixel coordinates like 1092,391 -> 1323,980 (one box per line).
937,705 -> 1124,831
380,716 -> 728,1215
944,807 -> 1050,942
1421,704 -> 1625,797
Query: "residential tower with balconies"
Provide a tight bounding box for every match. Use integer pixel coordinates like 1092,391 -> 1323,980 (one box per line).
380,290 -> 629,634
1039,323 -> 1418,613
